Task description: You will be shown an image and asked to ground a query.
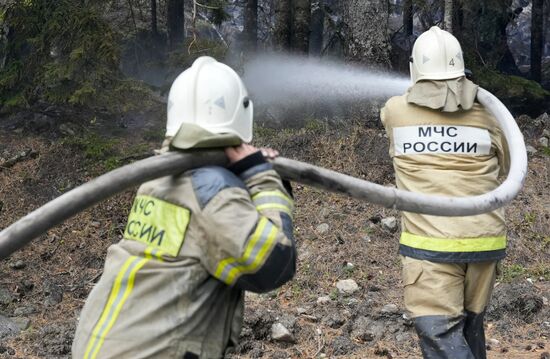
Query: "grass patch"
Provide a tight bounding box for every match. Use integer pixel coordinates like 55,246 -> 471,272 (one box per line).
499,264 -> 527,282
498,263 -> 550,282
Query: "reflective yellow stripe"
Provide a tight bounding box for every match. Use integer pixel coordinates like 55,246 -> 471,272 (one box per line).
214,218 -> 267,280
84,256 -> 149,359
124,195 -> 190,257
144,247 -> 164,261
214,217 -> 278,285
400,232 -> 507,252
225,225 -> 277,284
252,191 -> 293,216
252,191 -> 293,206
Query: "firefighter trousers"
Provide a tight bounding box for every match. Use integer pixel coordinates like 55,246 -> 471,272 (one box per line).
401,256 -> 497,359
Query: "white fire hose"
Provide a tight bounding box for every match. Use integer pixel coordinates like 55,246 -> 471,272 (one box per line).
0,88 -> 527,259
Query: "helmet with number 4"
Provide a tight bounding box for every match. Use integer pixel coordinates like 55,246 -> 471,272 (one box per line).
166,56 -> 253,143
409,26 -> 465,84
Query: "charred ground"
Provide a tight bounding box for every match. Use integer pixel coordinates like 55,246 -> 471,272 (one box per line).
0,107 -> 548,358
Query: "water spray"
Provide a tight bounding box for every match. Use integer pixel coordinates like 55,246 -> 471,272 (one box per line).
0,56 -> 527,259
243,54 -> 411,105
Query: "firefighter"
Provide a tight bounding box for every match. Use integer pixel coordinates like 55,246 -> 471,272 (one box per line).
380,27 -> 509,359
72,57 -> 296,359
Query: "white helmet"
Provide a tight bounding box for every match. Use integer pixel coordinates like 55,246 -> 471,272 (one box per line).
166,56 -> 253,142
410,26 -> 465,84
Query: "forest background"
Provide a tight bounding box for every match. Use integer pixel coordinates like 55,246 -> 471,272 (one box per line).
0,1 -> 549,358
1,0 -> 549,117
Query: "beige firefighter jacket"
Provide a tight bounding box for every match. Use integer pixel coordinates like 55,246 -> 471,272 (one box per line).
72,152 -> 296,359
381,89 -> 510,263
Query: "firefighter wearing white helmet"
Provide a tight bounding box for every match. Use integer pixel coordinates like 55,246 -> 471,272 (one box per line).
380,27 -> 509,359
73,56 -> 296,358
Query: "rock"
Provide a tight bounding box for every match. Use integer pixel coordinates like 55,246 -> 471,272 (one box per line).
381,303 -> 399,315
336,279 -> 359,295
351,316 -> 385,342
526,145 -> 538,155
543,129 -> 550,137
296,307 -> 308,315
9,260 -> 26,270
13,306 -> 37,316
317,296 -> 331,305
543,297 -> 548,306
381,216 -> 398,232
402,313 -> 414,327
527,278 -> 534,285
395,332 -> 410,343
541,352 -> 550,359
12,317 -> 31,330
271,323 -> 294,343
488,338 -> 500,347
316,223 -> 330,234
0,315 -> 20,339
320,207 -> 331,218
59,123 -> 75,136
322,311 -> 346,328
43,281 -> 63,307
331,336 -> 357,356
539,137 -> 549,147
0,287 -> 13,306
278,314 -> 297,331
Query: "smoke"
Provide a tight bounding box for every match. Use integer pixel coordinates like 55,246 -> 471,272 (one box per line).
242,54 -> 411,106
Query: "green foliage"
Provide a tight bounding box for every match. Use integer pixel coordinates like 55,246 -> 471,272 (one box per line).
200,0 -> 231,26
0,0 -> 120,110
499,264 -> 527,281
169,37 -> 227,70
523,212 -> 537,225
473,68 -> 550,115
63,133 -> 119,161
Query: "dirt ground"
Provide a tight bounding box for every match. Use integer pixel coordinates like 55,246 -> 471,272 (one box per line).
0,107 -> 548,358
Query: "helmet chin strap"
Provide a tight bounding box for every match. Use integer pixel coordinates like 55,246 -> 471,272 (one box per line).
0,88 -> 527,259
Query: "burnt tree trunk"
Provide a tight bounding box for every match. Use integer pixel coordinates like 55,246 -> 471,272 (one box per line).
291,0 -> 311,53
341,0 -> 390,65
244,0 -> 258,51
151,0 -> 158,35
460,0 -> 520,74
274,0 -> 292,50
309,2 -> 324,55
444,0 -> 453,32
531,0 -> 543,82
403,0 -> 413,35
167,0 -> 185,50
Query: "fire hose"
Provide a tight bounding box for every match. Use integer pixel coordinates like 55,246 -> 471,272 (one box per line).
0,88 -> 527,259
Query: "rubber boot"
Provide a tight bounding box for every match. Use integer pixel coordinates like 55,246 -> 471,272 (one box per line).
414,315 -> 475,359
464,311 -> 487,359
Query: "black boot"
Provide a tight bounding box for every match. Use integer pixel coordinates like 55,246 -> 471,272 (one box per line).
414,315 -> 475,359
464,311 -> 487,359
